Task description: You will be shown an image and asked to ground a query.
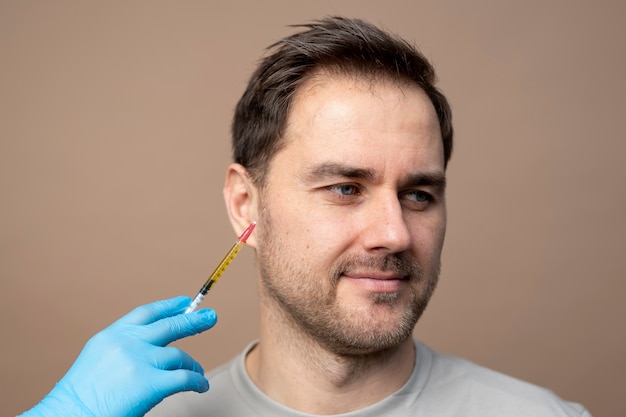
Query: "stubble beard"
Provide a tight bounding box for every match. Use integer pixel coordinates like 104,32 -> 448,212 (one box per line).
256,210 -> 440,357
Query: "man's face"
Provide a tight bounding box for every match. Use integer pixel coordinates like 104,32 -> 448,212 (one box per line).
254,74 -> 446,355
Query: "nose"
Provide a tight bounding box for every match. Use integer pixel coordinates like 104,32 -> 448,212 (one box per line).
361,194 -> 412,254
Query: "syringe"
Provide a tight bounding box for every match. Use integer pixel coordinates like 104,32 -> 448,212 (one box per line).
184,221 -> 257,314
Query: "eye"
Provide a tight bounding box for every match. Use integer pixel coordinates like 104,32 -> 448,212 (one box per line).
327,183 -> 361,196
401,190 -> 432,210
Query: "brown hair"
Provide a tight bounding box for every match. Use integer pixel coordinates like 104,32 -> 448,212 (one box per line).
232,16 -> 453,186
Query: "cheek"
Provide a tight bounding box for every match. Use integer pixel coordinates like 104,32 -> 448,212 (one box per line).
411,217 -> 446,260
268,187 -> 352,245
296,221 -> 350,264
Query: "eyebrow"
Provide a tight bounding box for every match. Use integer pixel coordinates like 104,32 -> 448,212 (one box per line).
304,162 -> 446,189
402,172 -> 447,190
305,162 -> 376,182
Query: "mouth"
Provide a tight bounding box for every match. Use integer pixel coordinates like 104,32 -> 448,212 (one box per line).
343,270 -> 406,280
341,271 -> 409,292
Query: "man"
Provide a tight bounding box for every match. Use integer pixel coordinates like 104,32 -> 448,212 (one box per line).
22,16 -> 590,417
152,16 -> 590,416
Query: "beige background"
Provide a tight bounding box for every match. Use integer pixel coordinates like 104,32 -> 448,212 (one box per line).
1,1 -> 624,416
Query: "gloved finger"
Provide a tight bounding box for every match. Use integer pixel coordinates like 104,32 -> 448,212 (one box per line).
152,346 -> 205,373
143,308 -> 217,346
118,296 -> 191,326
153,369 -> 210,396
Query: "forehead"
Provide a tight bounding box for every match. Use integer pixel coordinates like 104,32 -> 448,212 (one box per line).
269,73 -> 444,180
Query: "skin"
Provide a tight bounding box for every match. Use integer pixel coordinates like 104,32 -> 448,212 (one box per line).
224,72 -> 447,414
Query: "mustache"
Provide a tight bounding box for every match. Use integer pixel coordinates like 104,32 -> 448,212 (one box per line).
331,253 -> 422,281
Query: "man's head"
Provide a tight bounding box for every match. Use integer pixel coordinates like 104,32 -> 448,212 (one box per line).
224,17 -> 451,355
231,16 -> 453,188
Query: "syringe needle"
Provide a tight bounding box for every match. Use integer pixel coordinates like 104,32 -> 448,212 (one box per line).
184,221 -> 256,314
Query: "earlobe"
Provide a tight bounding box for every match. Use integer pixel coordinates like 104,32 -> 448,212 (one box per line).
223,163 -> 259,247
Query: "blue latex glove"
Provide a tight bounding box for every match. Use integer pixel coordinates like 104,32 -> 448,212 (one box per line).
21,296 -> 217,417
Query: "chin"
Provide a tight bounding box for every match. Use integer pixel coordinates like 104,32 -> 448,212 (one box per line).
326,331 -> 413,357
319,312 -> 417,356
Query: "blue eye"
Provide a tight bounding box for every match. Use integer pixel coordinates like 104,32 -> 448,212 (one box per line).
328,184 -> 360,196
412,191 -> 429,202
402,190 -> 432,209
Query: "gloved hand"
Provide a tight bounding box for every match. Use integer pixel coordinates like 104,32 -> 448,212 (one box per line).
20,296 -> 217,417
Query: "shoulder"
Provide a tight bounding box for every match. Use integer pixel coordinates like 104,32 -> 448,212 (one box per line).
414,342 -> 591,417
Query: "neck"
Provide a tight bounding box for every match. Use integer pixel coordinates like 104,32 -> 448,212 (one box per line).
246,296 -> 416,415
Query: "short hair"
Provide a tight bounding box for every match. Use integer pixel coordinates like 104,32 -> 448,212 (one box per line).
232,16 -> 453,186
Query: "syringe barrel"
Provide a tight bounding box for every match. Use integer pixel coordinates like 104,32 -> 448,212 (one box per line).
184,293 -> 205,314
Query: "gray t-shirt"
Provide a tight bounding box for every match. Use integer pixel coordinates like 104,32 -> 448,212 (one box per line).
150,340 -> 590,416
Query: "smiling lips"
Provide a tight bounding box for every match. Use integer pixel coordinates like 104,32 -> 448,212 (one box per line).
341,271 -> 407,292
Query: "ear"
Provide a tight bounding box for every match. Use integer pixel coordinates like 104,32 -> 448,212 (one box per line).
223,163 -> 259,248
